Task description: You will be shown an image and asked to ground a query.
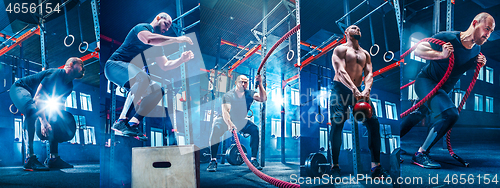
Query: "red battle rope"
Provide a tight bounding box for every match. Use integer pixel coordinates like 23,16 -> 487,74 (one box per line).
232,131 -> 299,188
234,24 -> 301,188
399,38 -> 483,167
257,24 -> 300,74
399,38 -> 452,118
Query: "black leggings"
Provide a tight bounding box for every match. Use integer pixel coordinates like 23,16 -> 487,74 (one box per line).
329,81 -> 381,164
209,117 -> 260,158
105,60 -> 164,123
9,85 -> 61,156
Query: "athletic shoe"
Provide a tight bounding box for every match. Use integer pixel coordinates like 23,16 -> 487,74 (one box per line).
207,160 -> 217,172
412,152 -> 441,169
124,123 -> 148,141
111,119 -> 132,135
330,166 -> 341,177
370,165 -> 390,178
23,156 -> 49,171
251,159 -> 263,170
45,156 -> 74,169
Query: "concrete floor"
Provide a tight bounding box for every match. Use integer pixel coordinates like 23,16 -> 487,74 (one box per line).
200,160 -> 300,188
400,127 -> 500,188
0,164 -> 99,188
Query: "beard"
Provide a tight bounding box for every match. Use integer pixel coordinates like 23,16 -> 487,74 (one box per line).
352,34 -> 361,40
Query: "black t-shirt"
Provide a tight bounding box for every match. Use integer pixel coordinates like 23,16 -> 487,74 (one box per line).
109,23 -> 157,62
222,89 -> 257,127
418,31 -> 481,92
15,69 -> 73,101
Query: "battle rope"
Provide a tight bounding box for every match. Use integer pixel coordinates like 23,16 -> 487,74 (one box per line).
399,38 -> 453,118
257,24 -> 300,74
232,130 -> 299,188
235,24 -> 300,188
399,38 -> 482,167
446,62 -> 481,167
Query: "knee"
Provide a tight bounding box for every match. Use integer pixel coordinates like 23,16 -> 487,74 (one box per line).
444,108 -> 459,123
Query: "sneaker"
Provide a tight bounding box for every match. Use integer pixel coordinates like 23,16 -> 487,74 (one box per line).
412,152 -> 441,169
207,160 -> 217,172
23,156 -> 50,171
371,165 -> 390,178
251,159 -> 263,170
330,166 -> 341,177
45,156 -> 74,169
111,119 -> 133,135
127,126 -> 148,141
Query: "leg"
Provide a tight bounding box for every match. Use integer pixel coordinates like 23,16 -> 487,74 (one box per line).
207,117 -> 226,172
240,120 -> 262,170
420,107 -> 459,152
129,81 -> 164,125
240,121 -> 259,159
9,85 -> 49,171
329,83 -> 351,166
400,105 -> 429,137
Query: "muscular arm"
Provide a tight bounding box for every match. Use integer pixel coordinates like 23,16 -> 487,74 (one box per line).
332,46 -> 361,94
156,51 -> 194,71
33,84 -> 48,123
414,42 -> 448,60
362,51 -> 373,94
222,103 -> 236,130
253,83 -> 267,102
137,31 -> 189,46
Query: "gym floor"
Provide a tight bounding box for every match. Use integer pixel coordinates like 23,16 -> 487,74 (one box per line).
0,163 -> 99,188
200,159 -> 300,187
401,127 -> 500,187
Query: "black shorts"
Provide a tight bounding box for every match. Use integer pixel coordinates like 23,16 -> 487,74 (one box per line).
415,76 -> 456,114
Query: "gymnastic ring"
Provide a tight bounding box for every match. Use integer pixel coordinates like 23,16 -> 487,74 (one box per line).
287,50 -> 295,61
315,113 -> 324,123
79,41 -> 89,53
119,87 -> 126,93
383,51 -> 394,62
9,104 -> 18,114
247,109 -> 254,118
64,35 -> 75,47
369,44 -> 379,56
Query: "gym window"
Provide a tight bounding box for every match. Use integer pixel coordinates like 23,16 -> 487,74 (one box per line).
410,38 -> 426,63
319,87 -> 328,108
342,131 -> 353,150
272,87 -> 282,104
385,102 -> 398,120
371,98 -> 383,118
271,118 -> 282,138
319,127 -> 328,151
70,115 -> 84,144
204,110 -> 213,122
389,136 -> 400,154
65,91 -> 77,108
407,81 -> 417,100
83,126 -> 96,145
80,93 -> 92,111
107,80 -> 125,97
178,135 -> 185,145
477,66 -> 484,81
291,88 -> 299,106
151,128 -> 163,147
486,96 -> 494,113
474,94 -> 483,112
454,90 -> 466,110
486,67 -> 493,84
291,121 -> 300,138
14,118 -> 22,142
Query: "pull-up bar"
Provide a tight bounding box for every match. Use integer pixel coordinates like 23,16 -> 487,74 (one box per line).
0,26 -> 40,57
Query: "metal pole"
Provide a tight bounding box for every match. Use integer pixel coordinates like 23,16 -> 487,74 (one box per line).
353,1 -> 389,26
281,73 -> 286,164
295,0 -> 300,67
446,0 -> 453,31
172,4 -> 200,23
177,0 -> 191,145
433,0 -> 440,34
251,1 -> 283,31
260,0 -> 268,167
